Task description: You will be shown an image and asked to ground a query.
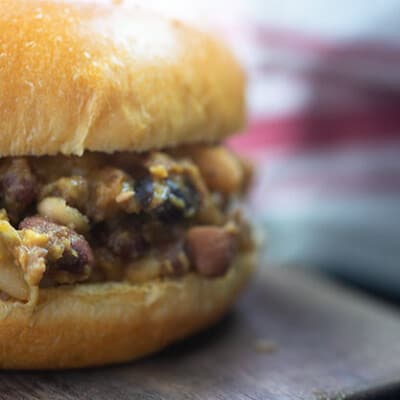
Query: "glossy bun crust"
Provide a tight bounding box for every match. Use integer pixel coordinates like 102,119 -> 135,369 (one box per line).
0,0 -> 245,156
0,251 -> 253,369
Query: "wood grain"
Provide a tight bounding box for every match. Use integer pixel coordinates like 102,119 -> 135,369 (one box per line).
1,266 -> 400,400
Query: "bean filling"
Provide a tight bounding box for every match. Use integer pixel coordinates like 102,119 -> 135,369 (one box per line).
0,145 -> 252,290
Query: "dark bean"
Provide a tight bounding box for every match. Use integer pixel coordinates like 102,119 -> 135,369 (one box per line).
1,159 -> 38,222
51,250 -> 87,275
19,215 -> 45,231
106,227 -> 148,260
19,216 -> 93,280
70,234 -> 94,268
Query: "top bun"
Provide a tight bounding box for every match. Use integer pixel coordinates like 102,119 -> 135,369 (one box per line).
0,0 -> 245,156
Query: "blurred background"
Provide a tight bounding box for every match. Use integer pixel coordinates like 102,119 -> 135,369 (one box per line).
133,0 -> 400,295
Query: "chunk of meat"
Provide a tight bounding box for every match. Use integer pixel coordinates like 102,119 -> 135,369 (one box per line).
88,167 -> 139,221
19,216 -> 93,284
185,226 -> 237,277
105,226 -> 148,260
0,159 -> 38,223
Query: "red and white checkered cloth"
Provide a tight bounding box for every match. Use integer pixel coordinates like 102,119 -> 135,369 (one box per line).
137,0 -> 400,291
226,1 -> 400,291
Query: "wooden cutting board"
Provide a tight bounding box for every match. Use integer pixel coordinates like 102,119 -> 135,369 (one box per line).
2,266 -> 400,400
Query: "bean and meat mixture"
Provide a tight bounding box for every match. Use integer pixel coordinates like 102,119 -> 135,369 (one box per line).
0,145 -> 253,293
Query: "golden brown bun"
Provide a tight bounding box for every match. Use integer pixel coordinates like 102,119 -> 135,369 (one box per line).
0,0 -> 245,156
0,251 -> 253,369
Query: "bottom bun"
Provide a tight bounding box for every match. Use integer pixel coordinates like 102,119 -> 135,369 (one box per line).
0,250 -> 254,369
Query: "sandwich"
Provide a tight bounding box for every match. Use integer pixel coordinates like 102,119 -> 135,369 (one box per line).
0,0 -> 254,369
